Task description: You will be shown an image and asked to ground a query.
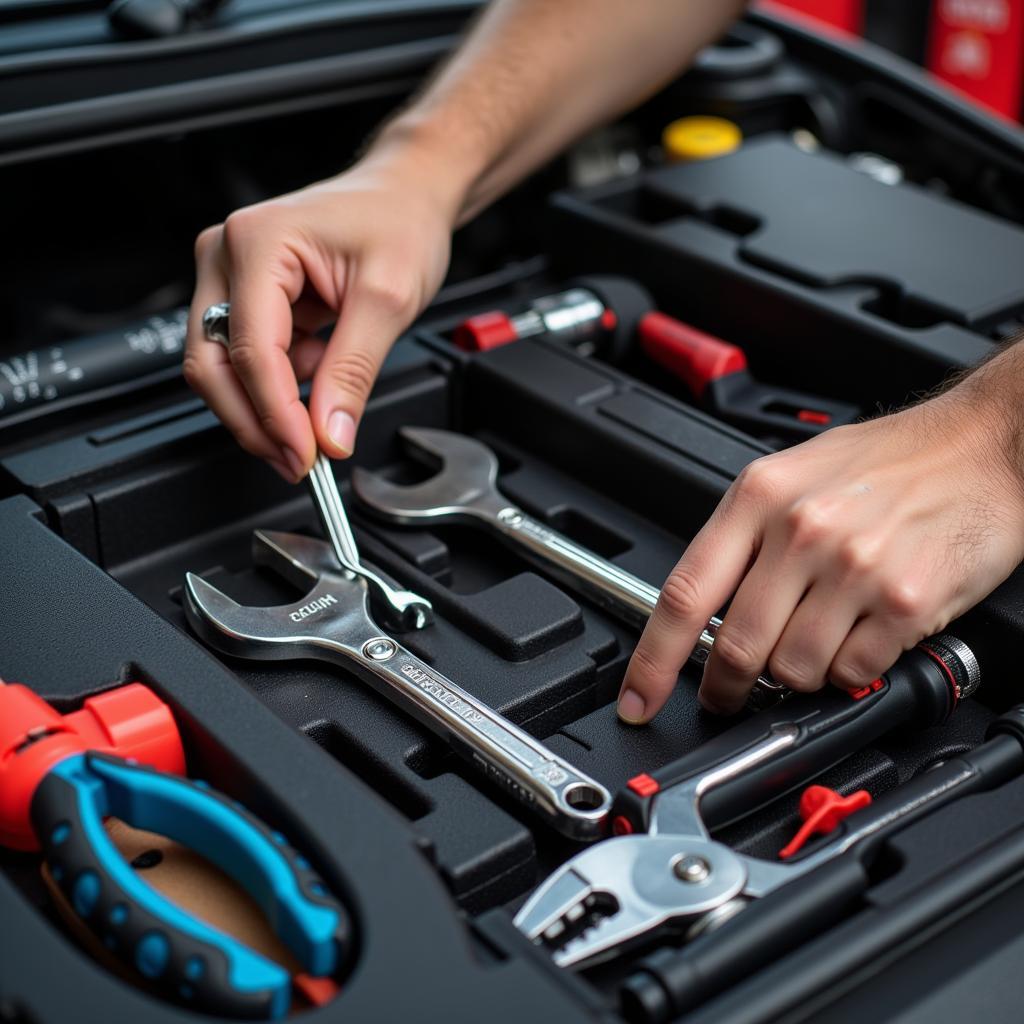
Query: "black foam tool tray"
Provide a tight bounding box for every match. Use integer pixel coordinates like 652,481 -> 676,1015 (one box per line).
642,134 -> 1024,328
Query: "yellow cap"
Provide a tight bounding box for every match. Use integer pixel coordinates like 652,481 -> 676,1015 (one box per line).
662,116 -> 742,162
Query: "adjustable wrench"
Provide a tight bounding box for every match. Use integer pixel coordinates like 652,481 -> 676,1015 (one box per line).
183,529 -> 612,841
514,633 -> 981,968
351,427 -> 788,708
618,711 -> 1024,1022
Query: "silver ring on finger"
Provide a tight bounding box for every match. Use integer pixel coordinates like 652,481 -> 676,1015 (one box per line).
202,302 -> 232,347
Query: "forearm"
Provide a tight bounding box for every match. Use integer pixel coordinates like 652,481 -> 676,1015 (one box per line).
367,0 -> 747,225
942,333 -> 1024,492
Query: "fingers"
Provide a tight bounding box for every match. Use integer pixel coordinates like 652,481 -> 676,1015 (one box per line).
184,229 -> 294,481
225,217 -> 317,477
309,262 -> 419,457
828,615 -> 910,690
618,486 -> 763,724
185,219 -> 320,481
766,580 -> 864,694
289,335 -> 327,382
697,548 -> 818,714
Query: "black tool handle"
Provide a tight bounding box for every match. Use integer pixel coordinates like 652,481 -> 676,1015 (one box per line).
0,309 -> 187,423
620,703 -> 1024,1024
615,636 -> 976,834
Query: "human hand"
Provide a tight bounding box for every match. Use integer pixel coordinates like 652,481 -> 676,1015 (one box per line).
618,385 -> 1024,720
184,142 -> 459,481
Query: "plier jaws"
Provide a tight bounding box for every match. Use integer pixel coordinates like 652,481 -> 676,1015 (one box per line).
514,835 -> 749,968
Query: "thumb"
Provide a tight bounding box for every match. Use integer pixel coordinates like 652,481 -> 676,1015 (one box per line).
310,270 -> 417,457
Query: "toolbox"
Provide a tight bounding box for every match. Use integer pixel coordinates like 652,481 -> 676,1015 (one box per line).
3,5 -> 1024,1023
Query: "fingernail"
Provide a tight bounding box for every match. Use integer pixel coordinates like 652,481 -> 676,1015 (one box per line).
327,409 -> 356,455
617,688 -> 647,724
282,447 -> 306,481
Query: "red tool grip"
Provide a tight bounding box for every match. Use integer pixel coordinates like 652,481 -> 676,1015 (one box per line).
0,682 -> 185,851
453,311 -> 519,352
637,312 -> 747,398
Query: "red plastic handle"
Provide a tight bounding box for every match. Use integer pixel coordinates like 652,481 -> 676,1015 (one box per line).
638,311 -> 747,398
0,682 -> 184,851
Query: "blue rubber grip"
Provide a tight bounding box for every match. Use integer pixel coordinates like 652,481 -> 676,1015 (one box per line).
31,753 -> 348,1020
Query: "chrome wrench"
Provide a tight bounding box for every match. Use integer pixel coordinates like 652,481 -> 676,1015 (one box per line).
351,427 -> 788,708
183,529 -> 612,841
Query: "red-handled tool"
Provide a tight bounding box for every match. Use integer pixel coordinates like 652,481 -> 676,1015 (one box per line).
453,277 -> 648,360
637,311 -> 860,442
451,277 -> 860,442
0,682 -> 184,850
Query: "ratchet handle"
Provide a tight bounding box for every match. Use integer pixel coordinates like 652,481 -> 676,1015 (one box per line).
615,636 -> 977,834
361,644 -> 612,841
32,753 -> 347,1020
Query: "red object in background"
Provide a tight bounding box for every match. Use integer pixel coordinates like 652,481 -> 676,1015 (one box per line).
927,0 -> 1024,120
758,0 -> 864,35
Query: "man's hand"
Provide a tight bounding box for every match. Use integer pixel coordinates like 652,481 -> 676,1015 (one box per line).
184,144 -> 458,481
618,366 -> 1024,721
183,0 -> 749,480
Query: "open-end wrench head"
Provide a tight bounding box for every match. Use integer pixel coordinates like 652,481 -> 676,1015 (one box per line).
183,573 -> 305,661
183,529 -> 380,663
351,426 -> 505,523
252,529 -> 339,588
183,567 -> 381,664
255,529 -> 434,633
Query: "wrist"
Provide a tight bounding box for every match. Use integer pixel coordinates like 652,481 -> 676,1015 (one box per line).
361,113 -> 488,228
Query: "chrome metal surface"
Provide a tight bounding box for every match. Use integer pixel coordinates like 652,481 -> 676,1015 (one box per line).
514,835 -> 747,969
513,723 -> 800,967
201,303 -> 231,345
926,633 -> 982,701
307,452 -> 433,632
202,301 -> 432,632
183,529 -> 610,841
352,427 -> 787,707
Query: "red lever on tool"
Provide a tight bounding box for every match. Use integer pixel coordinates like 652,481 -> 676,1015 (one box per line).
0,681 -> 185,850
638,311 -> 748,398
778,784 -> 872,860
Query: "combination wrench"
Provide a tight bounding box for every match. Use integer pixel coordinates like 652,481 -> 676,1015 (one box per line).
183,529 -> 612,841
351,427 -> 788,708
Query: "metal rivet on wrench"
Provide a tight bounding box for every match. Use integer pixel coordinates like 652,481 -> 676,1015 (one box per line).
350,427 -> 789,708
362,638 -> 397,661
673,855 -> 711,884
201,303 -> 433,633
